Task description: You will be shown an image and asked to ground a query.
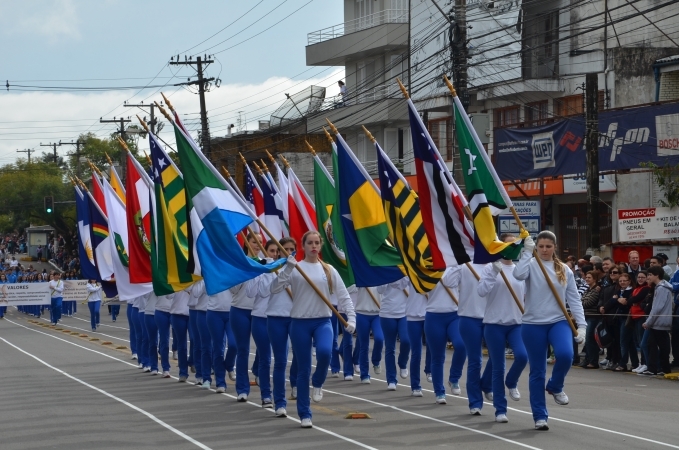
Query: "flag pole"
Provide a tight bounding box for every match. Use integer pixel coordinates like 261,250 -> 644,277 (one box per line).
439,75 -> 562,328
442,284 -> 459,305
366,287 -> 381,308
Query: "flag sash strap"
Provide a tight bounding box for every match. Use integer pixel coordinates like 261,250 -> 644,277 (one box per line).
452,94 -> 513,209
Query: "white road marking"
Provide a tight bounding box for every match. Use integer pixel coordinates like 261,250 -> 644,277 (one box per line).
3,318 -> 377,450
0,334 -> 213,450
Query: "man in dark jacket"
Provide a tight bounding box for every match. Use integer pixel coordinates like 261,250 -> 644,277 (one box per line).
641,266 -> 673,376
598,268 -> 621,368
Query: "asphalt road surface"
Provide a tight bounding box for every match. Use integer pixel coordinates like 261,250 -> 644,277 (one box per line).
1,305 -> 677,450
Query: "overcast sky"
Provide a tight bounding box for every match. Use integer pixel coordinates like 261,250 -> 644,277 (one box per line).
0,0 -> 344,164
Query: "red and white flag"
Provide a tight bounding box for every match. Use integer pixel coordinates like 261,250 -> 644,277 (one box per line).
125,153 -> 153,283
287,167 -> 316,260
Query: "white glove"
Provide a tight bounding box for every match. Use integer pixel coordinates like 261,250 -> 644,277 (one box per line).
283,255 -> 297,274
523,236 -> 535,254
344,321 -> 356,334
574,326 -> 586,344
492,260 -> 503,274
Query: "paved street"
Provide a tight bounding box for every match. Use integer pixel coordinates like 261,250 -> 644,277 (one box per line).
1,305 -> 677,450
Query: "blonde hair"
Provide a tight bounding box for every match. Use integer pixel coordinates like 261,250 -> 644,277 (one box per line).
301,230 -> 333,294
536,231 -> 566,285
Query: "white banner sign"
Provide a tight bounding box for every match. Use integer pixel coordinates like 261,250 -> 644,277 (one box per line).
563,174 -> 617,194
0,283 -> 51,307
617,207 -> 679,241
63,279 -> 89,302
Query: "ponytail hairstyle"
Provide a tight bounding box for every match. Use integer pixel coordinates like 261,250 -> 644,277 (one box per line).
302,230 -> 333,294
536,230 -> 566,285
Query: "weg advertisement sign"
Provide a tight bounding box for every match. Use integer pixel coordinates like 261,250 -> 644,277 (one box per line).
494,101 -> 679,180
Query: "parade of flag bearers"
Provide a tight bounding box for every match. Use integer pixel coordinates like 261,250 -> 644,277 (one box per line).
0,78 -> 595,432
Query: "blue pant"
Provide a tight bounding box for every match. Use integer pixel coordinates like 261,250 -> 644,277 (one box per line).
87,301 -> 101,330
633,318 -> 647,365
330,312 -> 341,373
171,314 -> 189,378
135,309 -> 148,368
207,310 -> 231,389
127,304 -> 136,355
196,310 -> 212,383
340,313 -> 355,376
111,304 -> 120,321
485,323 -> 528,416
188,309 -> 202,380
424,311 -> 466,397
407,320 -> 431,391
620,318 -> 639,368
0,306 -> 5,318
144,313 -> 159,372
155,310 -> 172,372
459,316 -> 492,409
63,300 -> 71,315
230,307 -> 253,395
522,320 -> 573,422
290,317 -> 332,420
252,316 -> 272,400
356,313 -> 384,380
50,297 -> 62,324
380,316 -> 410,385
268,316 -> 297,410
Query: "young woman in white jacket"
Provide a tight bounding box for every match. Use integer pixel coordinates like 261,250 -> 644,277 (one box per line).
477,234 -> 527,423
271,231 -> 356,428
377,277 -> 410,390
513,231 -> 586,431
86,279 -> 102,332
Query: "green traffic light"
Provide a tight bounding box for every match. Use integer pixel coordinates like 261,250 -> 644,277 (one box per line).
46,208 -> 52,213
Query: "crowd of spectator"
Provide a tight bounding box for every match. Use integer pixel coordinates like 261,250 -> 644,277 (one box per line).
565,251 -> 679,376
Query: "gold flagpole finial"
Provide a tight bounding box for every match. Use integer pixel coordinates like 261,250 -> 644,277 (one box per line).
260,159 -> 270,172
442,74 -> 457,97
154,101 -> 173,123
142,150 -> 152,166
104,152 -> 114,166
305,140 -> 317,157
238,152 -> 247,165
116,136 -> 131,153
251,160 -> 263,176
361,125 -> 376,144
322,126 -> 334,146
87,159 -> 103,177
221,166 -> 232,179
325,118 -> 339,135
265,149 -> 276,164
161,92 -> 175,113
396,78 -> 410,99
279,154 -> 291,169
137,115 -> 150,134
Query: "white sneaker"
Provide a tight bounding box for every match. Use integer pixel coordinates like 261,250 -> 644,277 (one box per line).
354,364 -> 360,374
470,408 -> 481,415
202,381 -> 211,389
546,356 -> 555,364
400,368 -> 409,379
361,378 -> 371,384
508,387 -> 521,401
599,358 -> 609,366
228,371 -> 236,381
300,418 -> 313,428
262,398 -> 273,408
436,395 -> 447,404
387,383 -> 396,391
344,375 -> 354,381
484,391 -> 494,401
331,372 -> 340,378
290,387 -> 297,399
237,393 -> 248,402
496,414 -> 509,423
172,351 -> 177,360
162,371 -> 170,378
373,365 -> 381,374
143,366 -> 151,373
312,387 -> 323,402
412,389 -> 423,397
312,349 -> 316,357
137,363 -> 144,369
275,407 -> 287,417
548,390 -> 569,405
150,370 -> 158,376
535,420 -> 549,430
448,381 -> 461,396
633,364 -> 647,373
216,387 -> 226,393
426,373 -> 433,383
178,376 -> 187,383
195,380 -> 202,386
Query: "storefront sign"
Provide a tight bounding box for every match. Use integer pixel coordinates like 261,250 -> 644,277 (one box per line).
617,207 -> 679,241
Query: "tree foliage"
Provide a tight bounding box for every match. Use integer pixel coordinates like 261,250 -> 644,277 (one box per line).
640,161 -> 679,208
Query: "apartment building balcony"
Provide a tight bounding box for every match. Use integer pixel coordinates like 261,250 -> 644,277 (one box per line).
306,9 -> 408,66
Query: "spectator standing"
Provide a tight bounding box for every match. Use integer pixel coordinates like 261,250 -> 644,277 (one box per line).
668,259 -> 679,368
614,273 -> 635,371
650,255 -> 670,281
627,251 -> 642,277
580,270 -> 602,369
338,80 -> 347,106
641,266 -> 673,376
630,271 -> 652,373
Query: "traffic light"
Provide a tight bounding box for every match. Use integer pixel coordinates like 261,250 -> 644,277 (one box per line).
44,196 -> 54,214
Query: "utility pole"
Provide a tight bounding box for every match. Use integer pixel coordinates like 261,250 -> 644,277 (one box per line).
63,140 -> 85,177
100,116 -> 131,179
124,101 -> 158,134
16,148 -> 33,164
169,55 -> 219,158
585,73 -> 600,252
40,141 -> 63,164
453,0 -> 469,109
